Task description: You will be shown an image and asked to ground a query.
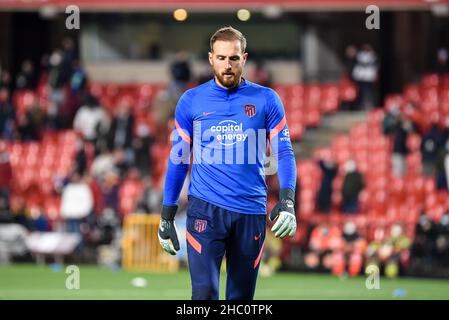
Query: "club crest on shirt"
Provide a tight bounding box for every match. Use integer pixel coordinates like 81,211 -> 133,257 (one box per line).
244,104 -> 256,118
194,219 -> 207,233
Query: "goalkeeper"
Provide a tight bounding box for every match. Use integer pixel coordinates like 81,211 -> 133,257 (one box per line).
158,26 -> 297,300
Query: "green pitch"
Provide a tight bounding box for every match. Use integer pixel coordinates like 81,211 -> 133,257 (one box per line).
0,264 -> 448,300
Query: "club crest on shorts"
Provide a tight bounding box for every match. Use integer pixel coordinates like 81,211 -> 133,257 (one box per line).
194,219 -> 207,233
244,104 -> 256,118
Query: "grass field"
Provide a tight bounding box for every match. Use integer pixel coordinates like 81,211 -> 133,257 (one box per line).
1,264 -> 449,300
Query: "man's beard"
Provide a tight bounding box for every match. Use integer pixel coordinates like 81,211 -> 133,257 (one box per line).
215,70 -> 241,88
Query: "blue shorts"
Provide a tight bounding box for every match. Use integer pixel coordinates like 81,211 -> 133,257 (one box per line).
186,196 -> 266,300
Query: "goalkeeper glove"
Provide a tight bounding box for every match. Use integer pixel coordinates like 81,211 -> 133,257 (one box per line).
269,188 -> 297,238
158,205 -> 180,255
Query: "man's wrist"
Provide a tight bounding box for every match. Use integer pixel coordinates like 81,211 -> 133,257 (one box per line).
161,205 -> 178,221
279,188 -> 295,203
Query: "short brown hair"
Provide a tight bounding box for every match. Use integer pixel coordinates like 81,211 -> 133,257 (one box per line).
210,26 -> 247,53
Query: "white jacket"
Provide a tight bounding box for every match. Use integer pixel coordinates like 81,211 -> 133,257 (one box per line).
60,183 -> 94,219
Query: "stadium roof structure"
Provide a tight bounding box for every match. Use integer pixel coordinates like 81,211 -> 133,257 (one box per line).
0,0 -> 447,11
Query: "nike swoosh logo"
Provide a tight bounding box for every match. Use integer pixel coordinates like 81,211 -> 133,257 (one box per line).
254,233 -> 261,241
203,111 -> 216,116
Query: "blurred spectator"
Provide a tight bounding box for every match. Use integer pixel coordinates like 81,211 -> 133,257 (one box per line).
15,60 -> 37,90
60,37 -> 77,84
73,94 -> 110,146
0,88 -> 15,140
435,137 -> 449,191
113,149 -> 130,179
0,195 -> 12,223
74,138 -> 88,176
382,105 -> 401,135
391,119 -> 413,177
383,224 -> 411,278
442,117 -> 449,147
17,96 -> 46,141
58,60 -> 87,129
86,175 -> 104,216
250,60 -> 272,87
352,44 -> 378,109
60,173 -> 94,235
30,207 -> 50,232
135,176 -> 162,214
436,213 -> 449,267
366,223 -> 411,278
101,171 -> 120,215
11,197 -> 32,230
40,54 -> 51,75
133,119 -> 153,177
70,60 -> 87,95
0,69 -> 13,92
307,223 -> 342,271
48,50 -> 66,111
169,51 -> 191,97
148,42 -> 161,60
434,48 -> 449,75
0,141 -> 13,202
421,120 -> 444,176
343,45 -> 357,81
339,221 -> 367,276
411,212 -> 438,266
91,146 -> 116,181
108,98 -> 135,164
341,160 -> 364,214
316,159 -> 338,213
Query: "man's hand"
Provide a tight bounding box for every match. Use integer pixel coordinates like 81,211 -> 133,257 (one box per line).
269,188 -> 297,238
158,205 -> 180,255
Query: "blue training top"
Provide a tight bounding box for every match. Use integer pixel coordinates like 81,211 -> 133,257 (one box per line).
162,78 -> 296,215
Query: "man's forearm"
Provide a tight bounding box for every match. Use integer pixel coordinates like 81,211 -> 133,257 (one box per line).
276,148 -> 297,191
162,160 -> 189,207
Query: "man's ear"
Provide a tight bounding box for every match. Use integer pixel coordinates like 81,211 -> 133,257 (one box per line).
208,52 -> 213,66
242,52 -> 248,66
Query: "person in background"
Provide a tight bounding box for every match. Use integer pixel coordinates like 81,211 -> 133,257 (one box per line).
421,119 -> 444,176
73,93 -> 110,150
0,141 -> 12,207
0,69 -> 13,92
0,88 -> 15,140
15,60 -> 37,91
60,173 -> 94,236
382,224 -> 411,278
411,211 -> 438,268
352,44 -> 379,109
169,51 -> 192,98
343,45 -> 358,81
74,138 -> 88,176
341,160 -> 365,214
391,119 -> 413,177
436,213 -> 449,267
435,137 -> 449,191
316,158 -> 338,214
135,176 -> 162,214
108,98 -> 135,166
90,146 -> 116,181
48,49 -> 66,115
434,48 -> 449,75
11,197 -> 32,231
